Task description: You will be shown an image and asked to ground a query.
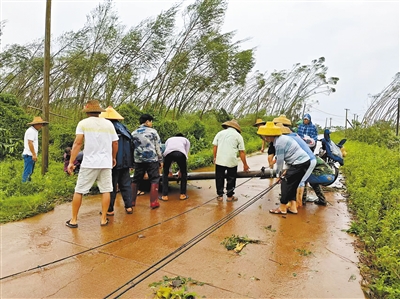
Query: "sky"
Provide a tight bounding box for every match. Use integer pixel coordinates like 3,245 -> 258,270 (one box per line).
1,0 -> 399,127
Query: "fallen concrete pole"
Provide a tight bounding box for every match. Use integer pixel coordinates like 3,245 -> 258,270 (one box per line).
165,167 -> 276,181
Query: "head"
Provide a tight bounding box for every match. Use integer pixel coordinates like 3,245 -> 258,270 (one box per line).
275,122 -> 292,135
303,114 -> 311,125
65,147 -> 71,154
273,115 -> 292,127
82,100 -> 106,116
175,133 -> 184,137
253,118 -> 266,128
139,114 -> 154,127
99,106 -> 124,121
27,116 -> 49,130
257,121 -> 282,142
222,119 -> 241,134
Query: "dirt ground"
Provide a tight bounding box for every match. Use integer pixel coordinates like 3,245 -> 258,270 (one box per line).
0,153 -> 366,299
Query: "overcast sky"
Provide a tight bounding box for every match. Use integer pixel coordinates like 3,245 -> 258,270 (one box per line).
1,0 -> 399,127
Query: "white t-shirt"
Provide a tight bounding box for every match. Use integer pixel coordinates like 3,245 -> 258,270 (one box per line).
22,126 -> 38,156
212,127 -> 245,168
76,117 -> 119,169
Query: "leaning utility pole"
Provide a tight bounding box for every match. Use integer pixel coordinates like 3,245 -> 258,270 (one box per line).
345,108 -> 349,130
42,0 -> 51,175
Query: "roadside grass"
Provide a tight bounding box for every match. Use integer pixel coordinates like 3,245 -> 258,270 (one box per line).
342,139 -> 400,299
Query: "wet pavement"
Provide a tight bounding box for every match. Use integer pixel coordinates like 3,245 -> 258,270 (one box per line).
0,153 -> 366,298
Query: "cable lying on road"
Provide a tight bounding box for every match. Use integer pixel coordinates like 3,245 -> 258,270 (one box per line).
0,169 -> 271,281
104,180 -> 280,299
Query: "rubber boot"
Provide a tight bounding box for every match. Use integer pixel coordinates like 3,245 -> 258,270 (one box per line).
296,186 -> 305,207
131,183 -> 138,207
302,187 -> 307,206
313,184 -> 327,206
149,183 -> 160,209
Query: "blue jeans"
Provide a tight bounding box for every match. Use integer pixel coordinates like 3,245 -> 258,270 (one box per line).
22,155 -> 35,182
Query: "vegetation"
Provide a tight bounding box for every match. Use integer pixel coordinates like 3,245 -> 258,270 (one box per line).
149,276 -> 204,299
339,125 -> 400,299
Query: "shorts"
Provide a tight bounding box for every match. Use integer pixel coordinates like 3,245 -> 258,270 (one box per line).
75,168 -> 113,194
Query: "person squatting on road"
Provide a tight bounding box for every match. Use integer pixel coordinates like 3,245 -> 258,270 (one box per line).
297,113 -> 318,152
100,106 -> 134,215
303,156 -> 336,206
258,122 -> 310,215
66,100 -> 119,228
130,114 -> 163,209
159,133 -> 191,201
212,119 -> 250,202
22,116 -> 49,182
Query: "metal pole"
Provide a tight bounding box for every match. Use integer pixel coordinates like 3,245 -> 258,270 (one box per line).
345,108 -> 349,130
42,0 -> 51,175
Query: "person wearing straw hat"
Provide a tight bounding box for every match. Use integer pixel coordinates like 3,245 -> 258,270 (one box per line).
253,118 -> 267,152
257,122 -> 310,214
213,119 -> 250,202
22,116 -> 49,182
100,106 -> 134,215
66,100 -> 119,228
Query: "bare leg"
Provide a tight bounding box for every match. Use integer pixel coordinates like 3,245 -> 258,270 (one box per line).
70,192 -> 83,224
101,192 -> 111,224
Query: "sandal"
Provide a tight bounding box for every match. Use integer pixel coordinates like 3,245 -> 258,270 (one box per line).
100,218 -> 109,226
217,196 -> 223,202
158,196 -> 168,202
65,220 -> 78,228
99,211 -> 114,216
179,194 -> 189,200
125,207 -> 133,214
269,208 -> 287,215
287,208 -> 298,214
137,190 -> 145,196
226,196 -> 238,202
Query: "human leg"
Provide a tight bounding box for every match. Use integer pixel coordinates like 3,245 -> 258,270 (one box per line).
147,162 -> 161,209
161,154 -> 174,199
131,164 -> 146,207
171,152 -> 188,197
69,192 -> 83,225
215,164 -> 225,198
22,155 -> 35,182
118,168 -> 133,209
312,184 -> 327,206
108,169 -> 119,213
226,166 -> 238,200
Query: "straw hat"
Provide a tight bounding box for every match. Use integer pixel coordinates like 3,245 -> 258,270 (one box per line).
99,106 -> 124,120
273,114 -> 292,126
257,122 -> 282,137
222,119 -> 241,133
27,116 -> 49,125
82,100 -> 106,113
275,122 -> 292,134
252,118 -> 266,127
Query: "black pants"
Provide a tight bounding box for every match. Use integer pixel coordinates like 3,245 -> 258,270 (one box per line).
109,168 -> 132,212
162,151 -> 187,195
215,164 -> 237,197
280,160 -> 310,204
132,162 -> 160,184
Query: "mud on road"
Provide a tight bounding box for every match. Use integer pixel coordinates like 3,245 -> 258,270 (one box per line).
1,153 -> 365,298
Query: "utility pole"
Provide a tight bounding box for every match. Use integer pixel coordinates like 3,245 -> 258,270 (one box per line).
330,118 -> 332,128
42,0 -> 51,175
325,117 -> 328,128
345,108 -> 349,130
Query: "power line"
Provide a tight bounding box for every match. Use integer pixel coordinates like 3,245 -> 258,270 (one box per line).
311,106 -> 344,118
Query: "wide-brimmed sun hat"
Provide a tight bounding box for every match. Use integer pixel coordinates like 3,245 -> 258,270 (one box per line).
275,122 -> 291,134
257,122 -> 282,137
273,114 -> 292,126
222,119 -> 241,133
99,106 -> 124,120
27,116 -> 49,125
82,100 -> 106,113
252,118 -> 266,127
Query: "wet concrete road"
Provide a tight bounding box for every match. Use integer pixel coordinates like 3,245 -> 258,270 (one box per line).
1,153 -> 366,298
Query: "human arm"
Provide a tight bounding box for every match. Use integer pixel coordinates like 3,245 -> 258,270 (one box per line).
260,139 -> 266,153
213,145 -> 217,164
239,150 -> 250,172
27,140 -> 37,161
112,140 -> 118,167
68,134 -> 83,174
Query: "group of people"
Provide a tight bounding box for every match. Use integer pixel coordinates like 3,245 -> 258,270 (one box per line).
255,114 -> 332,215
22,100 -> 333,228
